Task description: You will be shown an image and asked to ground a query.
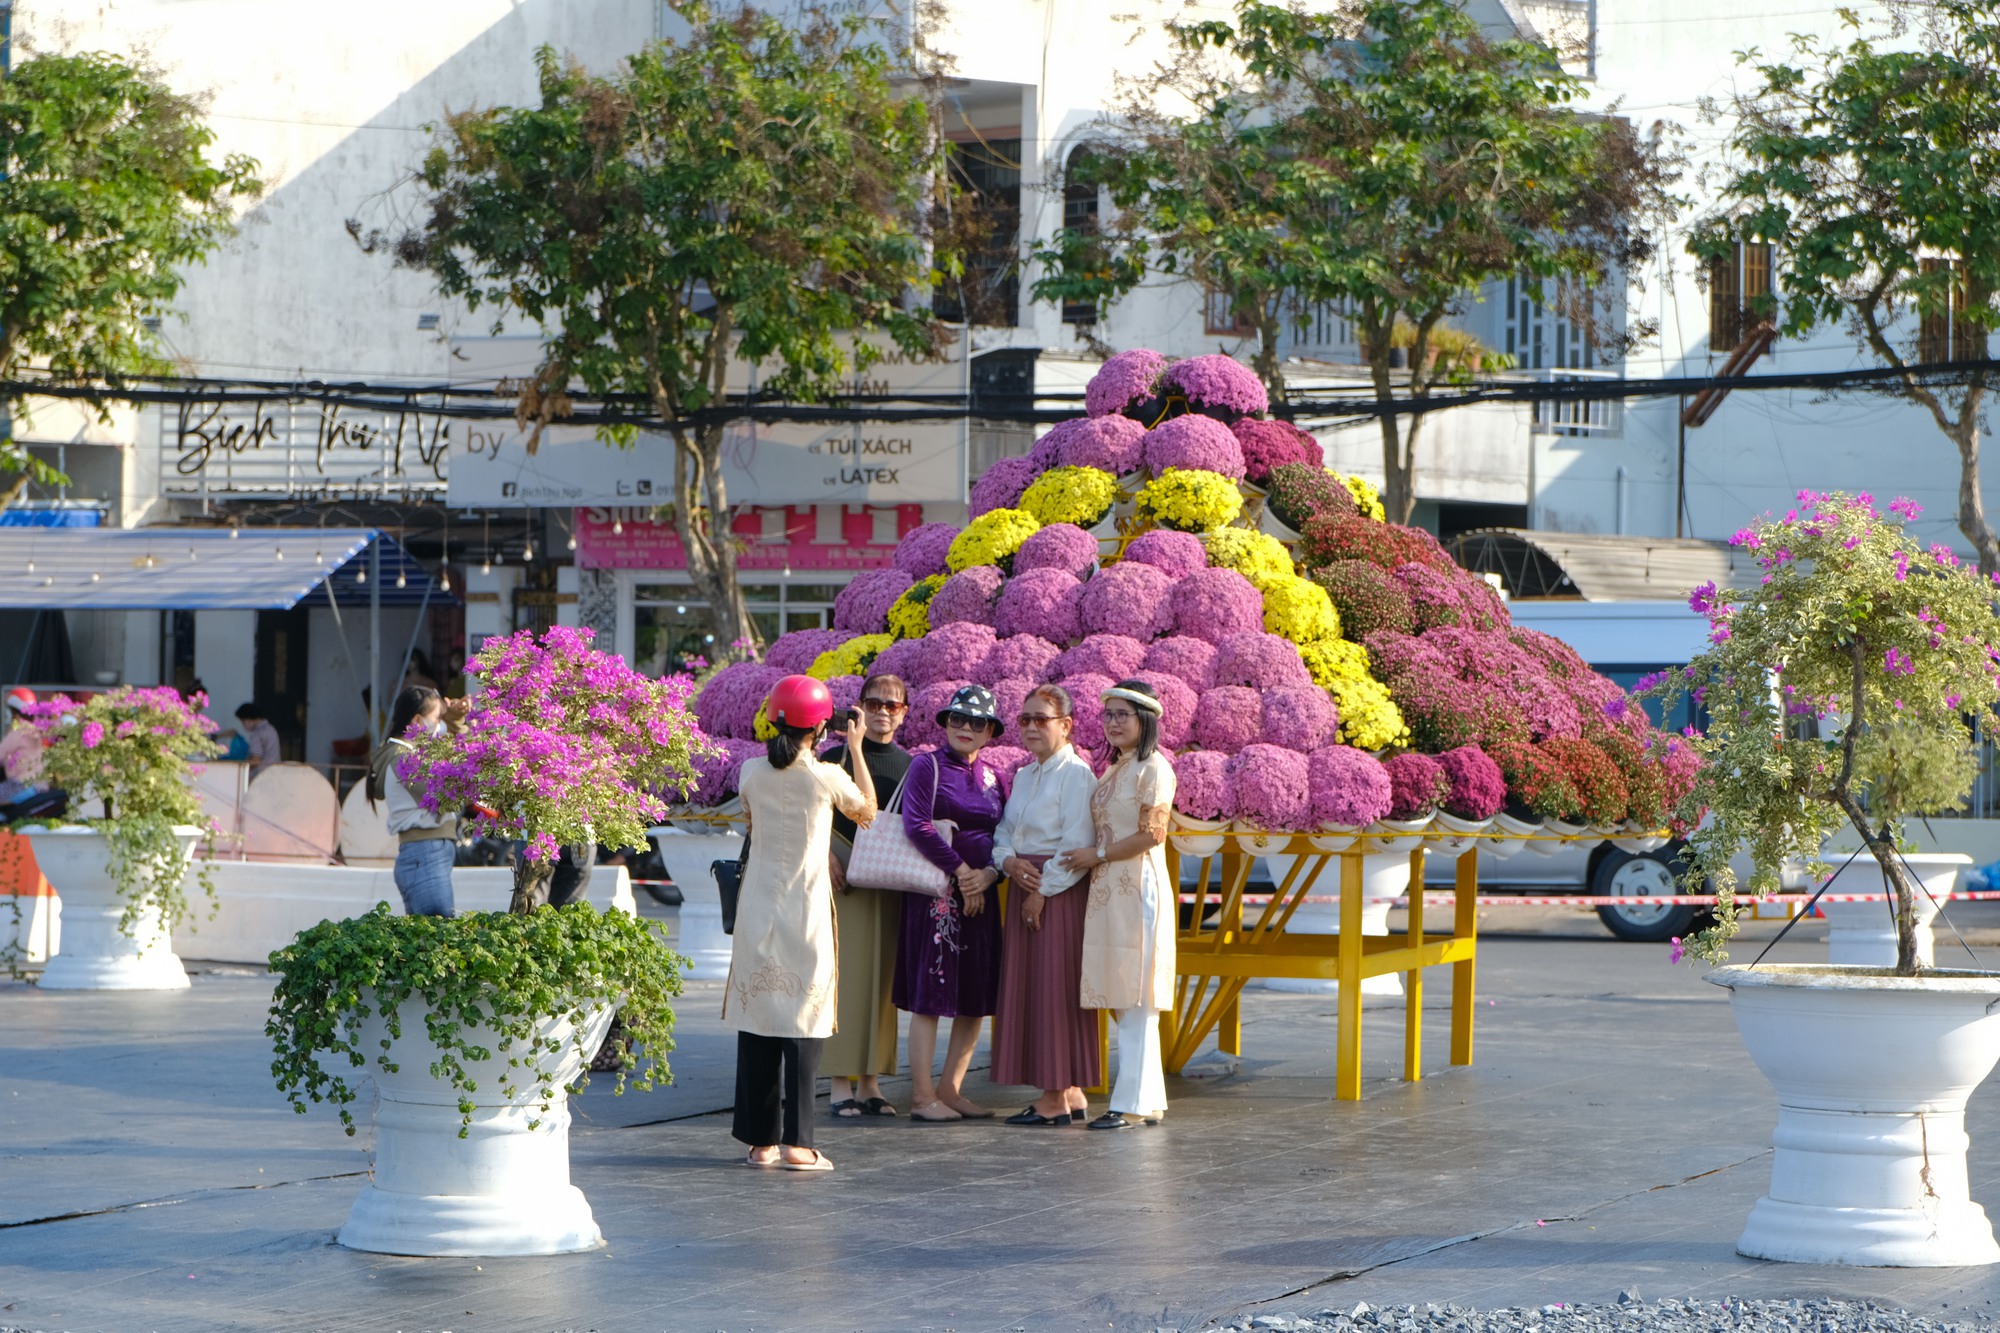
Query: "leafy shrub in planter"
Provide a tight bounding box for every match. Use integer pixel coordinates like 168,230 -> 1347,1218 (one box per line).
1484,739 -> 1578,822
267,902 -> 682,1135
1539,737 -> 1630,825
1312,561 -> 1416,639
1264,462 -> 1358,532
1300,512 -> 1455,573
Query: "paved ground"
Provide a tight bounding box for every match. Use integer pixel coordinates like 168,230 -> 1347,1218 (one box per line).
8,903 -> 2000,1332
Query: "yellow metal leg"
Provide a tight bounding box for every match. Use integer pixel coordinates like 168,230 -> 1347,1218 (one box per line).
1090,1008 -> 1110,1095
1404,846 -> 1424,1082
1336,849 -> 1364,1100
1451,847 -> 1478,1066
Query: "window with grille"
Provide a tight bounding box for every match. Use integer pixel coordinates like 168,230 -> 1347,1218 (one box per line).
1205,286 -> 1255,337
1917,257 -> 1990,364
1505,274 -> 1600,371
1708,241 -> 1773,353
934,137 -> 1022,328
1060,147 -> 1101,326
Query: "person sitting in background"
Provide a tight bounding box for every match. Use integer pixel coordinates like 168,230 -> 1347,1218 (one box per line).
234,702 -> 282,775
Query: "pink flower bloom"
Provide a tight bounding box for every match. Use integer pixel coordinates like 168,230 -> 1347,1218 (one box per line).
1382,752 -> 1450,820
694,662 -> 784,740
1163,354 -> 1270,419
1435,745 -> 1507,820
1084,349 -> 1170,419
1013,522 -> 1101,579
1131,670 -> 1199,751
1169,568 -> 1265,645
1890,496 -> 1922,520
1884,646 -> 1916,676
1141,415 -> 1247,480
1688,581 -> 1719,615
1214,632 -> 1312,690
1079,560 -> 1174,639
892,522 -> 961,579
1121,528 -> 1209,581
994,568 -> 1086,643
833,567 -> 916,634
765,628 -> 847,674
915,622 -> 999,687
868,637 -> 926,684
1052,633 -> 1149,682
981,634 -> 1061,683
1141,635 -> 1221,692
1047,414 -> 1148,474
930,566 -> 1005,628
1230,418 -> 1322,484
1173,748 -> 1231,820
1730,528 -> 1762,549
1306,746 -> 1394,827
79,721 -> 105,750
1192,685 -> 1263,754
1225,743 -> 1313,828
1056,671 -> 1115,752
969,455 -> 1042,517
1669,936 -> 1686,964
1260,685 -> 1337,751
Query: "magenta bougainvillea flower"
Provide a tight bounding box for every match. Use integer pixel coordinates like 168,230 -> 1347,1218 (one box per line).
1172,748 -> 1231,820
1214,632 -> 1313,691
1260,684 -> 1337,752
994,567 -> 1086,643
1169,567 -> 1265,645
1051,633 -> 1149,683
764,627 -> 847,674
930,565 -> 1005,628
1142,635 -> 1221,692
833,567 -> 916,634
1141,415 -> 1247,480
969,455 -> 1042,518
1164,353 -> 1270,419
693,661 -> 783,741
1079,559 -> 1174,639
1121,528 -> 1209,582
1051,414 -> 1148,474
1231,418 -> 1323,484
1307,746 -> 1394,827
1383,751 -> 1451,820
1085,348 -> 1169,419
1434,744 -> 1507,820
1132,670 -> 1199,752
1224,743 -> 1312,828
1192,685 -> 1263,753
914,621 -> 999,687
980,633 -> 1061,683
892,522 -> 961,579
1013,522 -> 1101,579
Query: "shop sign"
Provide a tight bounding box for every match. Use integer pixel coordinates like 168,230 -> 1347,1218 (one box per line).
574,503 -> 923,572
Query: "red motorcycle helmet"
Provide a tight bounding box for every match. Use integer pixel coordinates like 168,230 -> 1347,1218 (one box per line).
767,674 -> 834,729
4,686 -> 34,714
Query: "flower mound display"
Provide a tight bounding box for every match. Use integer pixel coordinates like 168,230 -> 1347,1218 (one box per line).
1173,749 -> 1231,820
969,455 -> 1041,518
1086,348 -> 1169,419
1170,568 -> 1265,645
1143,415 -> 1247,481
1122,528 -> 1208,581
1232,419 -> 1323,485
1266,461 -> 1358,531
1051,414 -> 1148,474
930,566 -> 1004,628
1309,747 -> 1394,827
893,522 -> 959,579
1020,465 -> 1118,529
1079,560 -> 1173,639
1164,353 -> 1269,421
1138,468 -> 1244,533
1383,752 -> 1450,821
833,567 -> 915,634
1225,744 -> 1311,828
948,508 -> 1041,573
1013,522 -> 1101,578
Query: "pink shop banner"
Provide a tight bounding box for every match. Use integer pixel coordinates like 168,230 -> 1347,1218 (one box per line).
575,503 -> 924,572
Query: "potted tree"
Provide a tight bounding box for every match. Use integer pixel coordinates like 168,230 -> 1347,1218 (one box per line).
14,686 -> 219,991
1657,491 -> 2000,1266
266,626 -> 711,1257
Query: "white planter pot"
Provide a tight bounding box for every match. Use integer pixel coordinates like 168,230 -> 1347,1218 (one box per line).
1484,812 -> 1539,861
25,826 -> 196,991
650,829 -> 741,981
1818,852 -> 1966,969
338,998 -> 614,1257
1709,964 -> 2000,1267
1308,824 -> 1363,854
1266,851 -> 1406,999
1231,821 -> 1291,856
1432,812 -> 1490,854
1611,819 -> 1669,854
1170,815 -> 1229,858
1364,816 -> 1430,855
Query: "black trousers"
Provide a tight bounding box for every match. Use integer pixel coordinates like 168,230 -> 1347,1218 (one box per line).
733,1032 -> 822,1150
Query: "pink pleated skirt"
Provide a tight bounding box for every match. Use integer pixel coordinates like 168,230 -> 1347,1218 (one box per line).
991,856 -> 1100,1091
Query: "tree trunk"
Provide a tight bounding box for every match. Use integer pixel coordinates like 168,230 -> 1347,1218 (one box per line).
1867,835 -> 1923,977
1253,314 -> 1285,409
666,422 -> 761,662
1951,388 -> 1999,578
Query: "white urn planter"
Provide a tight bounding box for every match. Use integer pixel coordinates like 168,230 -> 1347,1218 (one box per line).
1709,964 -> 2000,1266
1817,852 -> 1966,969
649,827 -> 741,980
1265,851 -> 1407,999
338,999 -> 615,1257
1484,812 -> 1539,860
25,826 -> 196,991
1170,815 -> 1229,858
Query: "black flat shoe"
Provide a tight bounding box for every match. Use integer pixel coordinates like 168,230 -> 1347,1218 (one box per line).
1086,1111 -> 1134,1131
1004,1105 -> 1068,1126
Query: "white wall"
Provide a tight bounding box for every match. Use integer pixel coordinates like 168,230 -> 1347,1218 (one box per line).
303,606 -> 426,766
193,610 -> 257,722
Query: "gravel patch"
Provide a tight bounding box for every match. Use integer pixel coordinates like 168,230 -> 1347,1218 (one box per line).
1206,1298 -> 2000,1333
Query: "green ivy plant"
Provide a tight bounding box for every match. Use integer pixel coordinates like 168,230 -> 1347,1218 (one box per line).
12,686 -> 221,938
266,903 -> 683,1136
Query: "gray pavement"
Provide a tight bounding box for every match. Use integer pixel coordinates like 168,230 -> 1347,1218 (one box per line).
8,905 -> 2000,1332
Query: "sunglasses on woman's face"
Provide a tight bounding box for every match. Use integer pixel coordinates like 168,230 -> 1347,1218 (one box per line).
1016,711 -> 1063,727
859,697 -> 906,713
945,711 -> 988,730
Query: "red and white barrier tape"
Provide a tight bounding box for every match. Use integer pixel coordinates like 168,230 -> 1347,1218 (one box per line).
1177,889 -> 2000,908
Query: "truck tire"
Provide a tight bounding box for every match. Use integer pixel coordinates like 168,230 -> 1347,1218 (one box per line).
1593,846 -> 1704,942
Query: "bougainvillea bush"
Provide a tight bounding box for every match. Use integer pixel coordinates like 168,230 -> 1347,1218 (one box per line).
682,347 -> 1690,842
1651,492 -> 2000,974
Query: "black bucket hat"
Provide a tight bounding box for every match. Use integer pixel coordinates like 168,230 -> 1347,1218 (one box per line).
936,684 -> 1004,737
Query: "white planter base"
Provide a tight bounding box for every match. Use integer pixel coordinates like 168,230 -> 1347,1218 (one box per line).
1263,852 -> 1405,999
338,1003 -> 612,1257
1712,964 -> 2000,1267
650,828 -> 741,981
27,827 -> 193,991
1819,853 -> 1966,969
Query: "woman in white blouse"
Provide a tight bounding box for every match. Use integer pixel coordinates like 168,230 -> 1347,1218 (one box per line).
990,684 -> 1102,1126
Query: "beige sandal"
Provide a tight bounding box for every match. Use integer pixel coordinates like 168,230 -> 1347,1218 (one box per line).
909,1099 -> 962,1122
779,1148 -> 834,1172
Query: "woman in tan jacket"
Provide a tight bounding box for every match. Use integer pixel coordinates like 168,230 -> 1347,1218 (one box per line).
725,675 -> 876,1171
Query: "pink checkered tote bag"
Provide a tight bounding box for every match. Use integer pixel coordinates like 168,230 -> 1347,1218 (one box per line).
844,757 -> 954,897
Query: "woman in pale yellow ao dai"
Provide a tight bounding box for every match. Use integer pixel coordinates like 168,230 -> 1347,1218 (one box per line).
1063,678 -> 1177,1130
725,675 -> 876,1171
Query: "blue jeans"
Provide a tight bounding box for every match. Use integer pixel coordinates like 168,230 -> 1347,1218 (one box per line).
394,838 -> 456,917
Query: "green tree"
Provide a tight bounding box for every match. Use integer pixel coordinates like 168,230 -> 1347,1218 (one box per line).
1690,1 -> 2000,575
1035,0 -> 1676,524
388,3 -> 949,655
0,49 -> 258,505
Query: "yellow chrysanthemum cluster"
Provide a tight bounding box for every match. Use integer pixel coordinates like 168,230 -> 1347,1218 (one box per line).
1136,467 -> 1244,533
807,633 -> 892,681
752,699 -> 778,742
1294,637 -> 1405,750
1343,474 -> 1386,522
1262,576 -> 1340,644
1297,637 -> 1372,688
947,507 -> 1041,573
886,575 -> 946,639
1206,527 -> 1296,591
1019,466 -> 1118,529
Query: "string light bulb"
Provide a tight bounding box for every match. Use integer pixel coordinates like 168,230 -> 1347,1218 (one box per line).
613,518 -> 624,535
523,539 -> 534,562
275,548 -> 285,561
480,554 -> 492,575
566,531 -> 577,552
396,570 -> 407,589
229,527 -> 240,540
355,564 -> 366,585
25,560 -> 33,573
441,568 -> 452,592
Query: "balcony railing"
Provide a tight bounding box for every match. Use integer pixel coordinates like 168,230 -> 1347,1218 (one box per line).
1529,367 -> 1622,437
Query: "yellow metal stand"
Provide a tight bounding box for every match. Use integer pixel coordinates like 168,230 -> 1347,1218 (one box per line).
1165,832 -> 1480,1101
